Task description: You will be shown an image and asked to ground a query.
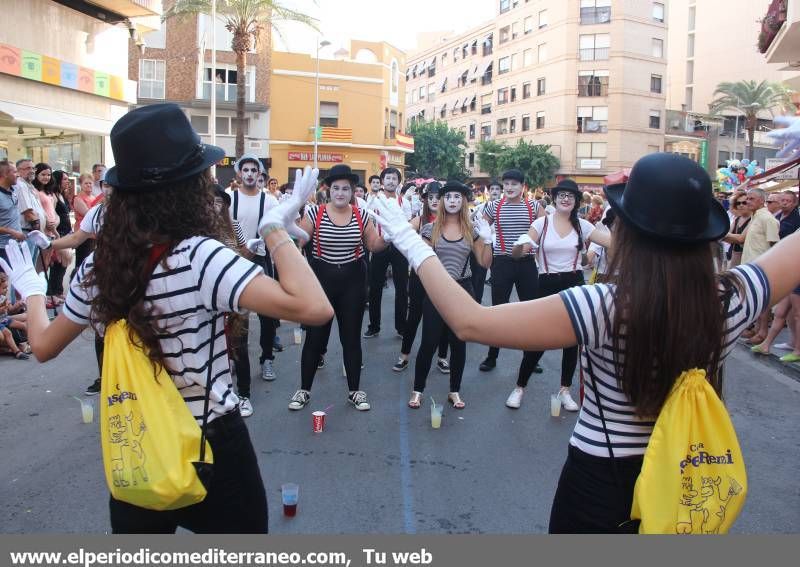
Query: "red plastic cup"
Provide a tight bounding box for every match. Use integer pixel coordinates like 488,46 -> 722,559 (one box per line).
312,411 -> 326,433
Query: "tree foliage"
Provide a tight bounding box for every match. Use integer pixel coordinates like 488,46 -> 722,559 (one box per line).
476,139 -> 560,188
405,121 -> 469,180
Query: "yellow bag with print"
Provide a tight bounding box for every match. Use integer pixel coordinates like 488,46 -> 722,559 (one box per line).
100,320 -> 214,511
630,369 -> 747,534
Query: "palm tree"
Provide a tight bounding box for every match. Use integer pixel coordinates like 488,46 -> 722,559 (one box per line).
165,0 -> 317,157
709,80 -> 792,160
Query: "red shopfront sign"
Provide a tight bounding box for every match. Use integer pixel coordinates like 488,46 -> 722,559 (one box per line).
288,151 -> 344,163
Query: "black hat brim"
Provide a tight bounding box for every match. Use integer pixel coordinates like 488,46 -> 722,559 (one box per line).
323,173 -> 359,187
104,143 -> 225,190
604,183 -> 730,243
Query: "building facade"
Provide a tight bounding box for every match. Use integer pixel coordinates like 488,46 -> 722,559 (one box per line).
0,0 -> 152,171
129,5 -> 271,186
404,0 -> 667,189
269,41 -> 410,184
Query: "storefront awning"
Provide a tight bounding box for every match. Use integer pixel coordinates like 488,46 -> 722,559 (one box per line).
0,100 -> 114,136
479,60 -> 493,76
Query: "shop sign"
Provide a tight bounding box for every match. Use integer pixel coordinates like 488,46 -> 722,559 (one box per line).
288,151 -> 343,162
580,159 -> 602,170
387,151 -> 405,165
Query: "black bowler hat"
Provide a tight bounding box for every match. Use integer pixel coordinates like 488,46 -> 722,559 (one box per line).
604,153 -> 729,244
212,183 -> 231,207
323,164 -> 359,187
440,180 -> 471,196
502,169 -> 525,184
423,181 -> 442,196
550,178 -> 582,199
104,103 -> 224,190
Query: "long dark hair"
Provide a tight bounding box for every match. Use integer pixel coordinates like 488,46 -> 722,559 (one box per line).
50,170 -> 67,197
85,170 -> 224,372
605,220 -> 736,416
32,162 -> 54,193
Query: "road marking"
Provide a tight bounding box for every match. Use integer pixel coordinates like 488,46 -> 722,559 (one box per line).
398,401 -> 416,534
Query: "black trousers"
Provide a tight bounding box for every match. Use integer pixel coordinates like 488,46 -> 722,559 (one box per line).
549,444 -> 643,534
109,410 -> 268,534
252,254 -> 275,364
470,253 -> 488,304
95,333 -> 104,376
47,260 -> 66,296
402,271 -> 448,358
414,279 -> 472,393
301,259 -> 366,392
368,245 -> 409,334
517,271 -> 584,388
486,256 -> 539,361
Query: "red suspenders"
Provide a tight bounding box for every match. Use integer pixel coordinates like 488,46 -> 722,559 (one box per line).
496,198 -> 534,254
314,205 -> 365,261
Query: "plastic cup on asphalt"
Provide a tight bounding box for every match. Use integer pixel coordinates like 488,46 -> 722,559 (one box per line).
281,483 -> 299,517
550,394 -> 561,417
312,411 -> 326,433
430,403 -> 442,429
293,328 -> 302,345
76,397 -> 93,424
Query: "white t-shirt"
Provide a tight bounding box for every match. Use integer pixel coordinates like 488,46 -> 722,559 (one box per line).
14,181 -> 45,230
79,203 -> 105,235
227,190 -> 279,239
588,242 -> 608,275
532,214 -> 594,274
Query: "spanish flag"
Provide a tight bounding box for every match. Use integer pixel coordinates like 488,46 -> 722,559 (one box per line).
396,132 -> 414,151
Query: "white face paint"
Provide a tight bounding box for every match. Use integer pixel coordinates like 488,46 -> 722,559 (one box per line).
554,191 -> 577,214
329,180 -> 353,208
240,162 -> 260,189
256,175 -> 266,190
382,173 -> 400,193
443,191 -> 463,214
489,186 -> 503,201
427,193 -> 440,213
503,179 -> 523,201
370,179 -> 382,192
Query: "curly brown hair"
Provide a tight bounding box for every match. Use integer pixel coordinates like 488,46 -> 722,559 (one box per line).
84,170 -> 225,373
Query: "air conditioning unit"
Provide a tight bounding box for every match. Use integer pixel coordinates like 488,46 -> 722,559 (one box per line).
248,141 -> 263,150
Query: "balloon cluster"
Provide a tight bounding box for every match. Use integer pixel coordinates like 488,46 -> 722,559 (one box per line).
716,159 -> 762,192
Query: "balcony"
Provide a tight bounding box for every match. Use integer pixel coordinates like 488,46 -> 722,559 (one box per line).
577,83 -> 608,97
763,0 -> 800,65
580,7 -> 611,25
579,47 -> 610,61
759,0 -> 788,54
577,120 -> 608,133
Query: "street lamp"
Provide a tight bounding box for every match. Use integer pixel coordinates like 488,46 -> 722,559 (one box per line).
314,40 -> 331,169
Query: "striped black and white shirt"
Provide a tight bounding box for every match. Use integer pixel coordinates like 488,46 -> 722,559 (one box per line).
63,236 -> 262,424
420,223 -> 477,280
484,198 -> 539,256
305,204 -> 368,265
560,264 -> 770,458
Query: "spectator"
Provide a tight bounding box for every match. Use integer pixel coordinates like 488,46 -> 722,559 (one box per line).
72,173 -> 100,279
777,190 -> 800,239
91,163 -> 106,197
766,193 -> 782,216
33,163 -> 58,238
587,194 -> 605,224
0,159 -> 25,267
724,191 -> 750,268
14,158 -> 45,238
47,170 -> 73,299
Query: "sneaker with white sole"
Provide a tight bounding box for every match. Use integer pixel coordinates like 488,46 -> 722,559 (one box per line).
505,387 -> 524,409
239,397 -> 253,417
558,388 -> 580,411
85,378 -> 101,396
288,390 -> 310,410
261,359 -> 276,381
392,358 -> 409,372
436,358 -> 450,374
774,342 -> 793,351
348,390 -> 371,411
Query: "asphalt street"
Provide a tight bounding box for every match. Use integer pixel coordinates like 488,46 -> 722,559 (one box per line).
1,282 -> 798,534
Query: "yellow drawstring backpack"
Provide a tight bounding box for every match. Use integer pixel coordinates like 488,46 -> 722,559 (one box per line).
630,369 -> 747,534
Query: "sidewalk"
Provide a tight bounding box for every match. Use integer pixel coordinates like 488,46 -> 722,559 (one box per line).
738,327 -> 800,380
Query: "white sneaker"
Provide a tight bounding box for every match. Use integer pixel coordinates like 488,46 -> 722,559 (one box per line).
558,388 -> 580,411
774,342 -> 793,351
505,387 -> 524,409
348,390 -> 371,411
239,397 -> 253,417
261,359 -> 275,381
288,389 -> 310,410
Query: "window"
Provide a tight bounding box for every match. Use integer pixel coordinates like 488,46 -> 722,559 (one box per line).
481,122 -> 492,141
512,22 -> 519,40
537,77 -> 546,95
442,52 -> 448,66
686,61 -> 694,84
524,16 -> 533,34
650,74 -> 662,94
470,96 -> 478,111
576,142 -> 607,158
687,33 -> 695,57
472,40 -> 478,55
428,59 -> 437,77
510,86 -> 517,102
579,34 -> 610,60
688,6 -> 696,31
538,43 -> 548,63
580,0 -> 611,25
510,117 -> 517,133
419,85 -> 427,99
389,111 -> 398,138
536,111 -> 545,129
453,47 -> 460,62
201,65 -> 254,102
469,123 -> 476,139
685,86 -> 693,109
499,26 -> 510,44
469,152 -> 475,167
523,82 -> 532,99
428,82 -> 436,101
653,2 -> 665,23
190,115 -> 208,133
578,70 -> 609,96
319,102 -> 339,127
500,0 -> 510,14
481,93 -> 493,114
510,53 -> 518,72
498,88 -> 509,104
499,56 -> 511,74
649,110 -> 661,129
539,9 -> 548,28
190,115 -> 248,136
440,105 -> 446,119
483,34 -> 494,56
577,106 -> 608,133
652,38 -> 664,58
497,118 -> 508,135
481,63 -> 494,86
411,89 -> 418,103
522,114 -> 531,131
139,59 -> 165,99
523,48 -> 534,67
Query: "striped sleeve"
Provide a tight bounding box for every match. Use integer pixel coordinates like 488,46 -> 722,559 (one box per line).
559,283 -> 613,349
191,238 -> 262,314
63,254 -> 96,325
233,220 -> 246,248
484,200 -> 497,221
726,264 -> 771,337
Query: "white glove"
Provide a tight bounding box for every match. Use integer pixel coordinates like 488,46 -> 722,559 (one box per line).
474,217 -> 493,244
514,234 -> 535,248
0,242 -> 47,300
769,116 -> 800,158
245,237 -> 266,256
258,166 -> 319,241
370,195 -> 435,271
27,230 -> 52,250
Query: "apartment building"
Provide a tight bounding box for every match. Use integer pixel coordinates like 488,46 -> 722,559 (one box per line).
405,0 -> 667,189
130,9 -> 272,185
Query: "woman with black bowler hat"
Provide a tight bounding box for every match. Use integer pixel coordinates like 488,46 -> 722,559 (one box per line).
0,103 -> 333,533
287,164 -> 387,412
506,178 -> 609,411
371,152 -> 786,532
